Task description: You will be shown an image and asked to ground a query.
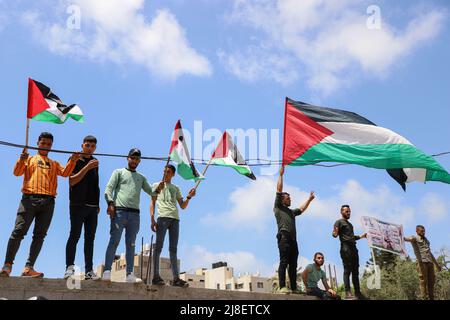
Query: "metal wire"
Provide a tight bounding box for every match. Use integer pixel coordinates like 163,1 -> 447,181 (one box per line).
0,139 -> 448,167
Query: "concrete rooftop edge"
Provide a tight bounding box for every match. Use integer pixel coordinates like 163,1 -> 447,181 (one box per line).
0,277 -> 317,300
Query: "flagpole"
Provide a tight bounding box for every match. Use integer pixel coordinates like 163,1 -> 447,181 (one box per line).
193,157 -> 213,191
25,118 -> 30,151
161,156 -> 170,182
371,247 -> 378,277
160,120 -> 179,185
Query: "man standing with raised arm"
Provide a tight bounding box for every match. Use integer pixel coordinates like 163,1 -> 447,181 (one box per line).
0,132 -> 79,278
404,225 -> 442,300
151,164 -> 196,287
332,205 -> 367,300
274,166 -> 315,294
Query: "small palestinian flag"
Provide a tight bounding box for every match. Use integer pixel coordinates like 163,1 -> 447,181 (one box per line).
169,120 -> 204,181
27,78 -> 84,124
283,97 -> 450,189
211,131 -> 256,180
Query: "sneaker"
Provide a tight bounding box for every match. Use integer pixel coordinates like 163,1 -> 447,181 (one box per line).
172,278 -> 189,287
277,287 -> 290,294
102,270 -> 111,281
126,273 -> 143,283
21,266 -> 44,278
64,266 -> 75,279
0,263 -> 12,277
85,271 -> 101,281
152,276 -> 166,286
355,292 -> 369,300
291,288 -> 304,295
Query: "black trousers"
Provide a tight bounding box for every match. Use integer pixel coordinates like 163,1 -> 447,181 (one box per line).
65,205 -> 98,272
4,195 -> 55,267
340,243 -> 361,293
277,231 -> 299,290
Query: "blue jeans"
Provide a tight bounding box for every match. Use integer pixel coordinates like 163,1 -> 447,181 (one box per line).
104,210 -> 140,275
153,217 -> 179,279
307,287 -> 341,300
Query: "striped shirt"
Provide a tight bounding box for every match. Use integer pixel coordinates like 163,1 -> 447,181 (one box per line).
14,154 -> 77,197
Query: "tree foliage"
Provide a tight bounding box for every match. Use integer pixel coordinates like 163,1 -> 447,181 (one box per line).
361,248 -> 450,300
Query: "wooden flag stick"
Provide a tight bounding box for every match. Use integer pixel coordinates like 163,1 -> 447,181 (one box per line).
193,157 -> 213,191
161,156 -> 171,182
25,118 -> 30,151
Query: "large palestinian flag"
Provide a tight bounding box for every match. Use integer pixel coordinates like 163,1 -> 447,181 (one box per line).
27,78 -> 84,124
211,131 -> 256,180
283,98 -> 450,188
169,120 -> 204,181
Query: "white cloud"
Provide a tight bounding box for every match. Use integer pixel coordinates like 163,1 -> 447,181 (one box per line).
0,15 -> 6,32
0,0 -> 10,32
180,244 -> 277,277
202,177 -> 428,233
21,0 -> 212,80
201,177 -> 276,232
179,244 -> 343,283
419,193 -> 448,223
220,0 -> 446,95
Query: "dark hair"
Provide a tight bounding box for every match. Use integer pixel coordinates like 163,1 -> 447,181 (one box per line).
280,192 -> 290,198
341,204 -> 350,210
166,164 -> 176,174
314,252 -> 324,260
83,135 -> 97,144
38,132 -> 53,142
416,225 -> 425,229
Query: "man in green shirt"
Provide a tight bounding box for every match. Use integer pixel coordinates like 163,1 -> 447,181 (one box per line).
302,252 -> 340,300
404,225 -> 442,300
102,148 -> 162,283
275,166 -> 315,294
151,164 -> 196,287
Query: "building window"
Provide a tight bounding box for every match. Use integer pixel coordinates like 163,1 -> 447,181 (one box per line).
237,283 -> 244,289
226,284 -> 231,290
200,279 -> 205,283
257,282 -> 264,289
216,284 -> 220,290
188,279 -> 193,282
249,283 -> 252,292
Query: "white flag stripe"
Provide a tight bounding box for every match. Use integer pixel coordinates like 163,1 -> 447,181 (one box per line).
321,122 -> 413,146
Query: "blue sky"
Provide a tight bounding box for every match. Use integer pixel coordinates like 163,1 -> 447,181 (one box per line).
0,0 -> 449,280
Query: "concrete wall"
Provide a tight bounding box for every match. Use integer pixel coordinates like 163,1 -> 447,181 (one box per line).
0,277 -> 317,300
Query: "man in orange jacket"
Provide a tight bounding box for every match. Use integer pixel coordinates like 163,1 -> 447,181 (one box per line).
0,132 -> 79,278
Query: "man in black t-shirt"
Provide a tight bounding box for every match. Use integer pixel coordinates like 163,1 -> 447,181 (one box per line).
333,205 -> 367,299
275,166 -> 315,294
64,136 -> 100,280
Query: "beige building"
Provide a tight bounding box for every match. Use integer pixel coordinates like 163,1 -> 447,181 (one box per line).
96,244 -> 179,283
234,273 -> 272,293
203,262 -> 272,293
179,268 -> 206,289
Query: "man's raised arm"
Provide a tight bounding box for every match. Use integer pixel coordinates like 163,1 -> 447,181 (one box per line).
299,192 -> 315,213
277,166 -> 284,193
